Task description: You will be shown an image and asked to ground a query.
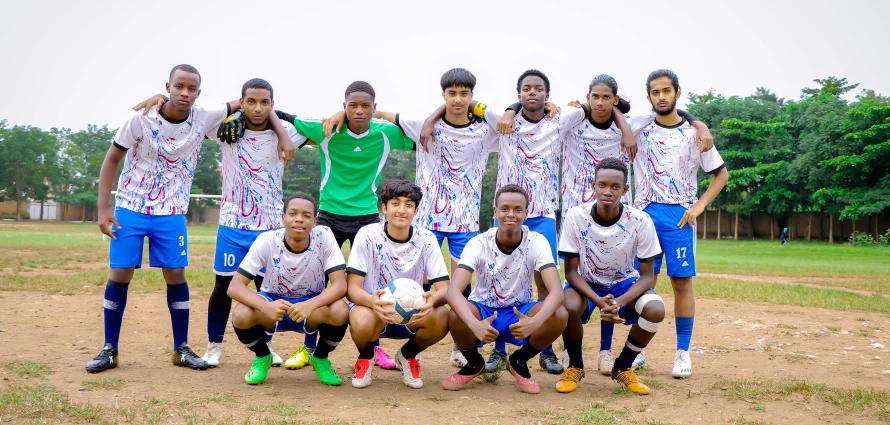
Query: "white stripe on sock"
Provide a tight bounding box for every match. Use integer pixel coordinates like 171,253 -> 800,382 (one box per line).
169,301 -> 190,309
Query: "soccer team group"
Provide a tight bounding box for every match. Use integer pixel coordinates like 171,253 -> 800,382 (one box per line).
85,64 -> 728,396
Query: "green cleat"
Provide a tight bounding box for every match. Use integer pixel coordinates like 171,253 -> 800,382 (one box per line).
245,354 -> 272,385
309,355 -> 342,386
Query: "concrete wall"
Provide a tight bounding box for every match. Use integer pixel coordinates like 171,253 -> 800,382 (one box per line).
697,210 -> 890,241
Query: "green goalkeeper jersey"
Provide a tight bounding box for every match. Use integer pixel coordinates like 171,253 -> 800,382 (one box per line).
285,115 -> 415,216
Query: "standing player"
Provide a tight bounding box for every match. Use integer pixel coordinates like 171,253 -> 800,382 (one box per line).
634,69 -> 728,378
346,180 -> 452,389
87,65 -> 233,372
323,68 -> 499,368
201,78 -> 308,368
442,184 -> 568,394
555,158 -> 666,395
269,82 -> 417,371
227,194 -> 348,386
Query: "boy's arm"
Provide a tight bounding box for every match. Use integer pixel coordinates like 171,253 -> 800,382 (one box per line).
446,267 -> 478,324
268,116 -> 295,166
226,272 -> 268,310
346,272 -> 375,308
611,109 -> 638,162
563,257 -> 607,309
274,111 -> 323,145
96,145 -> 127,239
679,166 -> 728,228
418,105 -> 447,153
303,269 -> 347,311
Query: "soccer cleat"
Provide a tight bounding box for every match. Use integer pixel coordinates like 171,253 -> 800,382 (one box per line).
485,349 -> 507,373
632,350 -> 647,370
374,346 -> 397,370
395,350 -> 423,389
598,350 -> 614,375
442,369 -> 482,391
450,347 -> 468,368
201,342 -> 223,367
309,355 -> 342,386
245,354 -> 272,385
351,356 -> 375,388
85,344 -> 119,373
269,344 -> 283,367
555,366 -> 585,393
508,360 -> 540,394
672,350 -> 692,378
284,345 -> 313,370
539,350 -> 564,375
171,343 -> 210,370
612,368 -> 650,395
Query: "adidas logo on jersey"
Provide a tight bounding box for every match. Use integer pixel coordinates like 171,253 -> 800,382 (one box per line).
181,250 -> 187,256
353,146 -> 362,152
681,261 -> 689,267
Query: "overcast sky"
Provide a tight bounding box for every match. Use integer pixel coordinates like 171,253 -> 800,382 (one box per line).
2,0 -> 888,131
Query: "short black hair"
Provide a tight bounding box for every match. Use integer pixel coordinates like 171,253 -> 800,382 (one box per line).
588,74 -> 631,114
379,179 -> 422,205
495,184 -> 529,207
284,193 -> 318,215
516,69 -> 550,93
646,69 -> 680,92
242,78 -> 273,100
440,68 -> 476,91
169,64 -> 201,83
594,157 -> 629,183
345,81 -> 376,101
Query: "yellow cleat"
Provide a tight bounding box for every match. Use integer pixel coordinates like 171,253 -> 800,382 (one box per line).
612,368 -> 650,395
555,367 -> 585,393
284,345 -> 312,370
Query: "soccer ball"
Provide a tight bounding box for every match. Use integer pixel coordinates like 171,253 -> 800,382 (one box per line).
381,278 -> 426,325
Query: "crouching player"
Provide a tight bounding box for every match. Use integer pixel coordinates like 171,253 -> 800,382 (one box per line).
556,158 -> 665,395
346,180 -> 451,389
443,185 -> 568,394
227,194 -> 348,386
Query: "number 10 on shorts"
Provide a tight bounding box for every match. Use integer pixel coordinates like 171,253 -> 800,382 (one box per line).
223,253 -> 236,267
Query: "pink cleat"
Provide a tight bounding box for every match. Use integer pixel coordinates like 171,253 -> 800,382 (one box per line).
508,361 -> 540,394
374,346 -> 397,370
442,370 -> 482,391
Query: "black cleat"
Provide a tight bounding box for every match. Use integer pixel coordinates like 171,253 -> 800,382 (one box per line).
485,349 -> 507,373
171,343 -> 210,370
85,344 -> 119,373
539,350 -> 564,374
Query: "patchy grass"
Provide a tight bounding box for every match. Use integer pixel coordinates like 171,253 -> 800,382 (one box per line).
729,416 -> 772,425
81,377 -> 126,390
481,370 -> 502,383
576,402 -> 630,424
694,277 -> 890,313
3,360 -> 52,378
424,396 -> 449,402
383,398 -> 399,408
0,383 -> 103,423
715,379 -> 890,419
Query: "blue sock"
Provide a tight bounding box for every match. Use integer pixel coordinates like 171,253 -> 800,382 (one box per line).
495,339 -> 506,355
676,316 -> 694,351
166,283 -> 191,350
304,332 -> 318,350
103,280 -> 129,350
207,310 -> 229,344
541,344 -> 554,355
600,321 -> 614,351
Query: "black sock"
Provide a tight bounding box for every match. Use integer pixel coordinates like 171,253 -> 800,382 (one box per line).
509,344 -> 541,379
234,325 -> 271,358
565,339 -> 584,369
400,337 -> 424,360
358,345 -> 375,360
459,346 -> 484,376
614,335 -> 646,371
313,324 -> 347,359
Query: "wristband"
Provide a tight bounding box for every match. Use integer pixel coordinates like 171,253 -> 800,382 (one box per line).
473,103 -> 487,118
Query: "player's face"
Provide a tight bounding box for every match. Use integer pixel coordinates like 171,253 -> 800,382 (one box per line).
343,92 -> 376,127
593,168 -> 627,207
282,199 -> 317,239
242,88 -> 273,126
518,76 -> 549,113
587,84 -> 619,122
383,196 -> 417,229
647,76 -> 679,116
442,85 -> 473,117
495,193 -> 528,231
165,70 -> 201,112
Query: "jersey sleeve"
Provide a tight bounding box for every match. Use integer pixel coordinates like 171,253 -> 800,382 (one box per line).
456,236 -> 483,273
530,234 -> 557,272
699,144 -> 726,174
321,228 -> 346,275
636,215 -> 663,262
557,210 -> 582,258
112,114 -> 144,150
626,112 -> 657,135
384,122 -> 416,151
560,107 -> 587,130
482,122 -> 500,154
200,104 -> 231,129
345,227 -> 371,277
237,232 -> 272,279
423,235 -> 450,284
482,108 -> 503,130
281,120 -> 309,148
280,113 -> 326,142
395,115 -> 423,142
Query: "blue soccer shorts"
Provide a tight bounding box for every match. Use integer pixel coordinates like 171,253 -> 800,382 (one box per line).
213,225 -> 270,276
564,276 -> 653,326
430,230 -> 477,262
643,203 -> 696,277
109,207 -> 188,269
473,300 -> 542,347
256,291 -> 319,334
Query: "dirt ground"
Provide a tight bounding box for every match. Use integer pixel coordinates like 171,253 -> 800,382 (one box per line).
1,282 -> 889,425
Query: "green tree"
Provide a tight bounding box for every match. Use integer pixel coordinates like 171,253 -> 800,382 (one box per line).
0,125 -> 61,220
803,76 -> 859,97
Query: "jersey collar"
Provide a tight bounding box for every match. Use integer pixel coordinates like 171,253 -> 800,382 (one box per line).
384,222 -> 413,243
590,202 -> 624,227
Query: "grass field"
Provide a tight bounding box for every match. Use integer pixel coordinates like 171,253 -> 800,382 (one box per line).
1,221 -> 889,425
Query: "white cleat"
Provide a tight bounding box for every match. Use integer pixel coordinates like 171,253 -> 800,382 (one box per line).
352,355 -> 375,388
598,350 -> 614,376
269,344 -> 283,367
201,342 -> 223,367
450,347 -> 467,368
396,350 -> 423,389
672,350 -> 692,378
632,350 -> 647,370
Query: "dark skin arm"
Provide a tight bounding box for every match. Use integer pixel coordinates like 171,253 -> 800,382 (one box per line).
346,273 -> 401,324
446,267 -> 499,343
601,261 -> 657,322
96,146 -> 128,239
286,269 -> 347,323
508,266 -> 564,339
564,256 -> 610,314
227,272 -> 290,322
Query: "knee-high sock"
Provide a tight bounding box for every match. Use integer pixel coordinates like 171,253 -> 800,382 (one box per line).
234,325 -> 271,357
167,282 -> 191,349
600,321 -> 614,351
103,280 -> 129,350
313,323 -> 347,359
207,275 -> 233,344
676,316 -> 694,351
614,335 -> 648,371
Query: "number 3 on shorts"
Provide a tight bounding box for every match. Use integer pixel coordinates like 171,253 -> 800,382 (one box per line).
179,235 -> 185,247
